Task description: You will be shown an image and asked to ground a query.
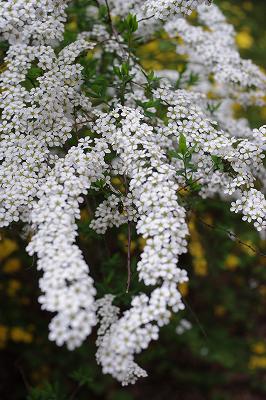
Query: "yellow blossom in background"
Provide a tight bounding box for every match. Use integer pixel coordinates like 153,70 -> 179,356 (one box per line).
178,188 -> 189,197
118,233 -> 137,253
232,102 -> 242,118
249,342 -> 266,370
251,341 -> 266,355
258,253 -> 266,267
65,18 -> 78,32
201,214 -> 213,226
249,356 -> 266,370
260,107 -> 266,120
31,365 -> 50,382
21,297 -> 30,305
189,217 -> 208,276
236,30 -> 254,49
85,50 -> 95,61
191,256 -> 208,276
111,177 -> 122,186
221,2 -> 245,18
0,325 -> 8,349
111,176 -> 125,193
7,279 -> 21,297
179,282 -> 189,297
224,254 -> 240,271
141,59 -> 163,71
0,238 -> 18,261
214,305 -> 226,317
118,233 -> 126,243
141,40 -> 158,53
207,90 -> 219,100
129,241 -> 137,253
3,258 -> 21,274
80,208 -> 90,221
156,51 -> 178,63
239,240 -> 255,256
243,1 -> 253,11
259,285 -> 266,298
139,37 -> 182,72
10,327 -> 33,343
138,237 -> 146,251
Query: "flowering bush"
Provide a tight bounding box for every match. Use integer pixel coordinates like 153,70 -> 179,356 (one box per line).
0,0 -> 266,387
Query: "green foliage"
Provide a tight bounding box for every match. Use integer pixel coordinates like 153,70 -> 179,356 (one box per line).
27,382 -> 67,400
21,65 -> 43,90
123,14 -> 139,34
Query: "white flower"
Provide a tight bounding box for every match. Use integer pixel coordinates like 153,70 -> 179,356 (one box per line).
0,0 -> 265,386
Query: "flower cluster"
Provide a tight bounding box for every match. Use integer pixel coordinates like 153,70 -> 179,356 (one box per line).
0,39 -> 94,227
231,189 -> 266,232
165,4 -> 266,102
27,138 -> 109,349
154,86 -> 265,206
0,0 -> 265,386
102,0 -> 211,23
0,0 -> 69,45
96,284 -> 185,385
254,125 -> 266,149
142,0 -> 210,20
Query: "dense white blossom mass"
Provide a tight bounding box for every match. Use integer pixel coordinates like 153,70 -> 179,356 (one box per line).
0,0 -> 265,385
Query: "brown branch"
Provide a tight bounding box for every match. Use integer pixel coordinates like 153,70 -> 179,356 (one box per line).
104,0 -> 114,34
124,175 -> 132,293
182,297 -> 209,341
69,383 -> 83,400
73,106 -> 79,142
193,212 -> 266,258
14,360 -> 31,391
137,15 -> 155,23
126,220 -> 131,293
177,176 -> 203,193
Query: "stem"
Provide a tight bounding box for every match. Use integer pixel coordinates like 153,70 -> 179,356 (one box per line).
15,360 -> 31,391
124,175 -> 131,293
193,212 -> 266,258
104,0 -> 114,33
73,106 -> 79,143
69,383 -> 83,400
138,15 -> 155,23
126,220 -> 131,293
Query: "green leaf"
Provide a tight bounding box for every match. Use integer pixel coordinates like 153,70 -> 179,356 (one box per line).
27,66 -> 43,81
121,62 -> 130,76
125,14 -> 138,33
71,367 -> 94,386
27,382 -> 66,400
211,155 -> 224,172
168,150 -> 182,160
99,4 -> 108,19
178,133 -> 187,155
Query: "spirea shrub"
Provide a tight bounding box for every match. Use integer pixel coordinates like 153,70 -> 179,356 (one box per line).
0,0 -> 266,386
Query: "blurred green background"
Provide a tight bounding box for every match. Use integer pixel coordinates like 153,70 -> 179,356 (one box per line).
1,1 -> 266,399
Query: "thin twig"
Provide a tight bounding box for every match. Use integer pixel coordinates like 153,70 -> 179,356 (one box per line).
73,106 -> 79,142
126,220 -> 131,293
69,383 -> 83,400
84,196 -> 93,216
29,254 -> 36,269
182,298 -> 208,341
76,118 -> 94,127
124,175 -> 132,293
104,0 -> 115,34
194,213 -> 266,258
137,15 -> 155,23
177,176 -> 203,193
14,360 -> 31,391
